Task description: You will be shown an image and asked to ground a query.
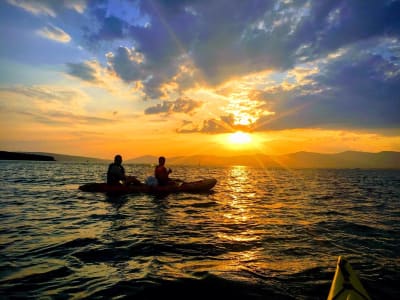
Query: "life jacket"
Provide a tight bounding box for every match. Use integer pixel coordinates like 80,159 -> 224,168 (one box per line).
154,165 -> 169,185
107,163 -> 125,185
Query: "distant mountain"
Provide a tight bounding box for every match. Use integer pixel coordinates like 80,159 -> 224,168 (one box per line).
3,150 -> 399,168
30,152 -> 108,162
9,152 -> 107,162
126,151 -> 400,169
126,155 -> 158,164
0,151 -> 55,161
276,151 -> 400,169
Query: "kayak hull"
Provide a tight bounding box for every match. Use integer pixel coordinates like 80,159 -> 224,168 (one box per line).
327,256 -> 371,300
79,178 -> 217,194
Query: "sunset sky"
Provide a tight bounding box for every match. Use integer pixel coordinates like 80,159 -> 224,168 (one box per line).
1,0 -> 399,159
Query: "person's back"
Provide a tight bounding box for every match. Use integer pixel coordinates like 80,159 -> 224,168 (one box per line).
107,155 -> 126,185
154,156 -> 171,186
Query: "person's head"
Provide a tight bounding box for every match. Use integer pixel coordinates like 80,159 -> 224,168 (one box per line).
158,156 -> 166,165
114,154 -> 122,165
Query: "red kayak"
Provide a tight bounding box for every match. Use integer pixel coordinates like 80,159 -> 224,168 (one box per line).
78,178 -> 217,194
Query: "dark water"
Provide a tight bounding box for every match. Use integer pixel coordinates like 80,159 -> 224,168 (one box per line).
0,161 -> 399,299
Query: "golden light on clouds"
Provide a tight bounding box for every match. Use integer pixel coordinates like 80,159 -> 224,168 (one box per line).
36,25 -> 71,43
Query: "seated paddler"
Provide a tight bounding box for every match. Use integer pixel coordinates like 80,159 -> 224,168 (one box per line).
107,154 -> 141,185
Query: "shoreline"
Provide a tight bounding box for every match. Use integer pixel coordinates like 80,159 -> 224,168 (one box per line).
0,151 -> 55,161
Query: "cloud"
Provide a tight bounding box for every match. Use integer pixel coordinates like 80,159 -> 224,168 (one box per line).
6,0 -> 86,17
292,0 -> 400,60
71,0 -> 399,101
0,84 -> 114,126
64,59 -> 149,98
6,0 -> 399,133
36,24 -> 71,43
178,114 -> 253,134
251,40 -> 400,131
87,15 -> 126,41
179,35 -> 400,134
16,110 -> 115,126
145,97 -> 202,115
0,85 -> 93,124
7,0 -> 57,17
77,1 -> 279,98
65,0 -> 86,14
66,61 -> 99,82
0,85 -> 81,102
106,46 -> 144,82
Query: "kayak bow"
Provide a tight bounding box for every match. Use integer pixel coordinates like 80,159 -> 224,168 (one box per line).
327,256 -> 371,300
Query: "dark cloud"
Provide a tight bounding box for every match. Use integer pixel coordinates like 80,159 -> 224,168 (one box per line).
78,1 -> 278,96
198,118 -> 231,134
76,0 -> 400,100
145,97 -> 202,115
83,6 -> 128,44
106,46 -> 143,82
178,114 -> 252,133
94,15 -> 125,40
252,45 -> 400,131
172,97 -> 202,114
177,117 -> 229,134
66,62 -> 98,82
144,101 -> 171,114
291,0 -> 400,61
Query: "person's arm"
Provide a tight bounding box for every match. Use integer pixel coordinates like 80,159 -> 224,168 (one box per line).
154,166 -> 159,178
163,166 -> 171,177
119,166 -> 126,183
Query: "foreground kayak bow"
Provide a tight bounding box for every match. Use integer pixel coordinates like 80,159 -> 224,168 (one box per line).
327,256 -> 371,300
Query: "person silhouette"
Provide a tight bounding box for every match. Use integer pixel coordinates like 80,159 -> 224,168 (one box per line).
154,156 -> 172,186
107,154 -> 141,185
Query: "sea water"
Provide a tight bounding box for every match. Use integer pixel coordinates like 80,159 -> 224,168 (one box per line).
0,161 -> 399,299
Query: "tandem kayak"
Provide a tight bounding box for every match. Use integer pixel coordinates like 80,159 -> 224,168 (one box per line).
327,256 -> 371,300
78,178 -> 217,194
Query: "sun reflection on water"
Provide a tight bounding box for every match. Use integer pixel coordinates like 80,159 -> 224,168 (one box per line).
224,165 -> 252,221
217,165 -> 263,246
214,165 -> 313,278
228,165 -> 250,191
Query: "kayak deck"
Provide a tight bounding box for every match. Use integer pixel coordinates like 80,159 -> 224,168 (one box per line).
327,256 -> 371,300
79,178 -> 217,194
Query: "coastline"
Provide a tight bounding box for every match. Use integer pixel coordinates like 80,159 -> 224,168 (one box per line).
0,151 -> 55,161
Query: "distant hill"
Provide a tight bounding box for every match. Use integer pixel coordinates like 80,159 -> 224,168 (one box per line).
3,150 -> 399,168
0,151 -> 107,162
126,151 -> 400,169
0,151 -> 55,161
29,152 -> 107,162
275,151 -> 400,169
126,155 -> 158,164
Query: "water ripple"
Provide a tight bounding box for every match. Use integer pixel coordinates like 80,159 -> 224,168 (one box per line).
0,162 -> 399,299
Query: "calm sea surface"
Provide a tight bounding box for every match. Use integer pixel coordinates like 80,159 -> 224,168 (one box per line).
0,161 -> 399,299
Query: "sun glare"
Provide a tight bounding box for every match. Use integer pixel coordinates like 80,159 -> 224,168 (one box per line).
228,131 -> 252,144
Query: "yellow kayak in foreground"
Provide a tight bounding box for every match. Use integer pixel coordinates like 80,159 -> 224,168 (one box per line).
327,256 -> 371,300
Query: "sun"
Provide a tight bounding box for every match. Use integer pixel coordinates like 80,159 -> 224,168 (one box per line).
216,131 -> 264,154
228,131 -> 252,144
